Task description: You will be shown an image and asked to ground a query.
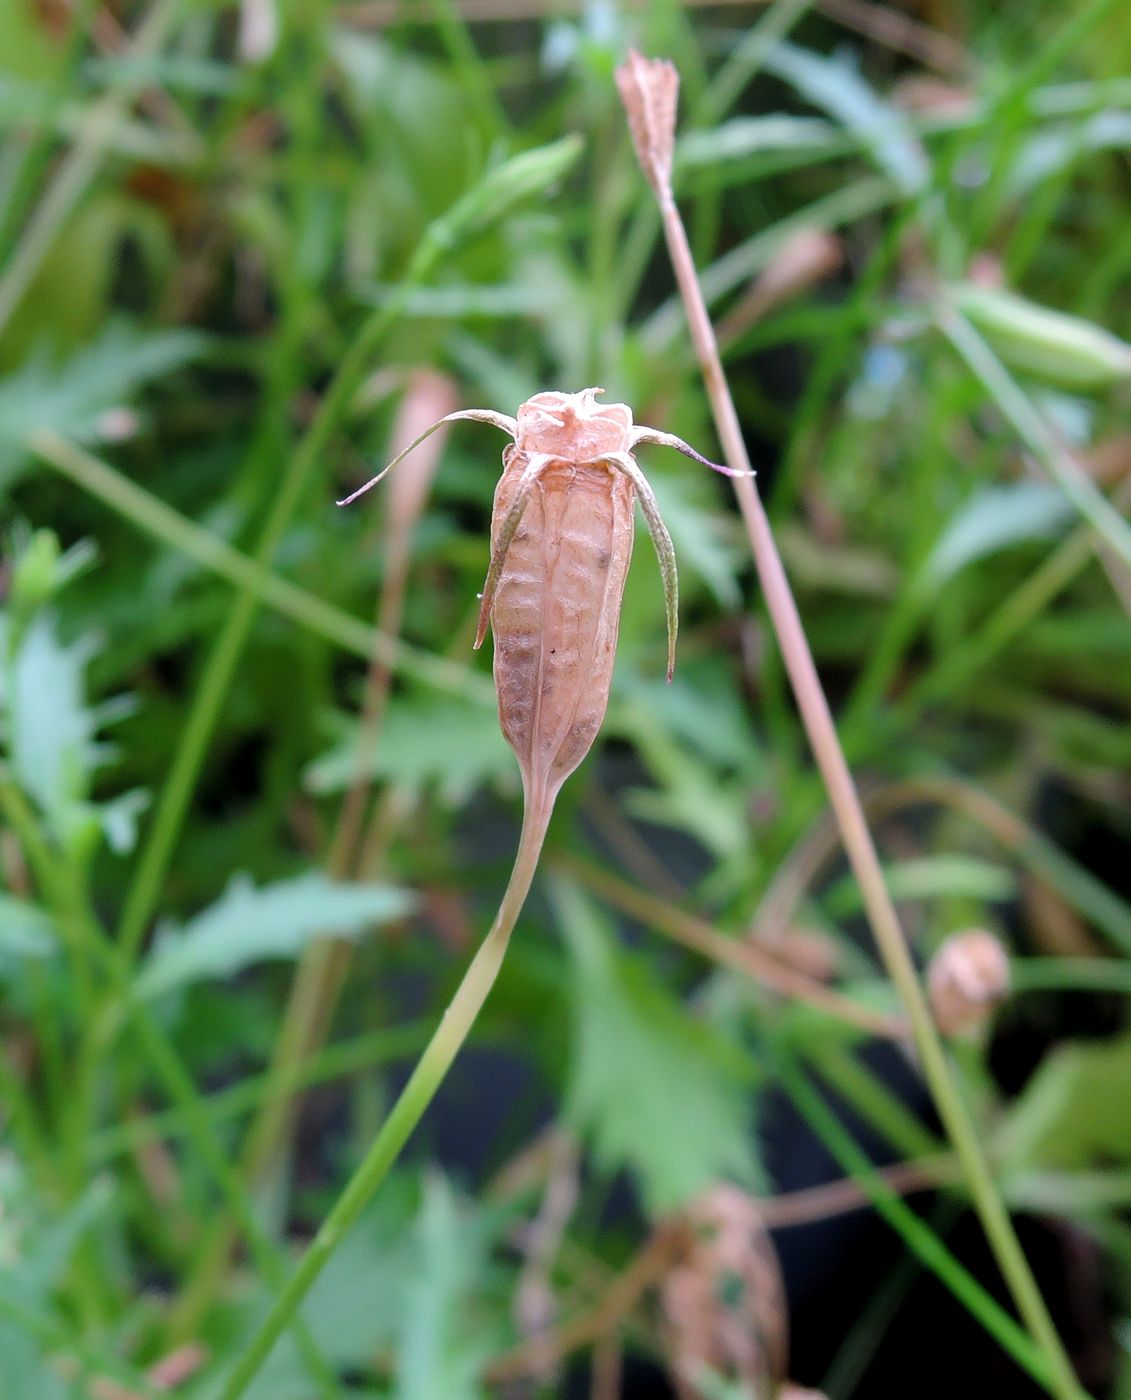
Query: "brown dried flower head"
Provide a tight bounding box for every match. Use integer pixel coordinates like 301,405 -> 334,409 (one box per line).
927,928 -> 1011,1037
339,388 -> 742,815
616,49 -> 679,196
661,1184 -> 788,1400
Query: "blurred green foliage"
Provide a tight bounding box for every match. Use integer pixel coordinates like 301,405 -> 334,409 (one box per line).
3,0 -> 1131,1396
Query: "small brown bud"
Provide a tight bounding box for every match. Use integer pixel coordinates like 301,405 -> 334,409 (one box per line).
927,929 -> 1011,1037
616,50 -> 679,196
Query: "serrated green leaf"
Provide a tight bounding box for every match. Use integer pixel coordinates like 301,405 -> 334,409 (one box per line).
1,612 -> 104,852
999,1033 -> 1131,1175
554,880 -> 757,1213
392,1176 -> 500,1400
826,856 -> 1016,918
0,895 -> 56,959
0,320 -> 205,492
925,482 -> 1073,583
763,42 -> 927,194
305,693 -> 514,806
136,873 -> 416,999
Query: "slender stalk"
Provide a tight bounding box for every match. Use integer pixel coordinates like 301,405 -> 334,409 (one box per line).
622,61 -> 1084,1396
28,430 -> 490,704
216,799 -> 553,1400
939,305 -> 1131,573
558,853 -> 905,1039
769,1040 -> 1053,1389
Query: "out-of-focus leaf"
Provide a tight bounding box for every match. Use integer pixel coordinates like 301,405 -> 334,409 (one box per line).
925,482 -> 1072,583
87,54 -> 240,95
0,321 -> 205,491
555,880 -> 757,1213
0,895 -> 56,959
826,856 -> 1016,918
305,694 -> 514,806
301,1177 -> 418,1366
618,660 -> 758,771
677,114 -> 837,169
392,1175 -> 500,1400
763,43 -> 928,194
648,470 -> 743,610
1,612 -> 106,852
999,1034 -> 1131,1174
136,874 -> 416,999
359,280 -> 556,319
0,1174 -> 112,1400
1010,111 -> 1131,194
608,702 -> 750,865
951,284 -> 1131,389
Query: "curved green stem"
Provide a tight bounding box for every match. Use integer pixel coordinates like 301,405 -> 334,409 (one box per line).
216,800 -> 552,1400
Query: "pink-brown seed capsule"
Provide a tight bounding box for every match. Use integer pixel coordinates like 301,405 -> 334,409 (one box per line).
338,387 -> 743,811
484,391 -> 639,808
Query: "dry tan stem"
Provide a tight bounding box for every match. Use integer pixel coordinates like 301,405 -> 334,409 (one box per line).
759,1155 -> 957,1228
751,773 -> 1064,944
513,1131 -> 582,1383
618,51 -> 1082,1400
589,1335 -> 624,1400
486,1225 -> 685,1382
558,853 -> 906,1039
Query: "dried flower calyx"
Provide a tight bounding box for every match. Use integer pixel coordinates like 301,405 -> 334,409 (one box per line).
340,388 -> 746,808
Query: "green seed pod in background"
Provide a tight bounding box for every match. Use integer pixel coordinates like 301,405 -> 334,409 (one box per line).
950,283 -> 1131,390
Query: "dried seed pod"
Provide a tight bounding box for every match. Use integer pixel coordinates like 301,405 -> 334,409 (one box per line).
660,1184 -> 788,1400
927,928 -> 1011,1037
339,387 -> 741,817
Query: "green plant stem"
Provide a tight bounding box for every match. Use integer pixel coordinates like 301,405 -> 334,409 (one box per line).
648,164 -> 1085,1397
0,1281 -> 159,1400
812,1046 -> 943,1162
111,290 -> 416,975
88,1019 -> 433,1162
769,1039 -> 1055,1389
939,305 -> 1131,574
28,430 -> 491,704
216,798 -> 552,1400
